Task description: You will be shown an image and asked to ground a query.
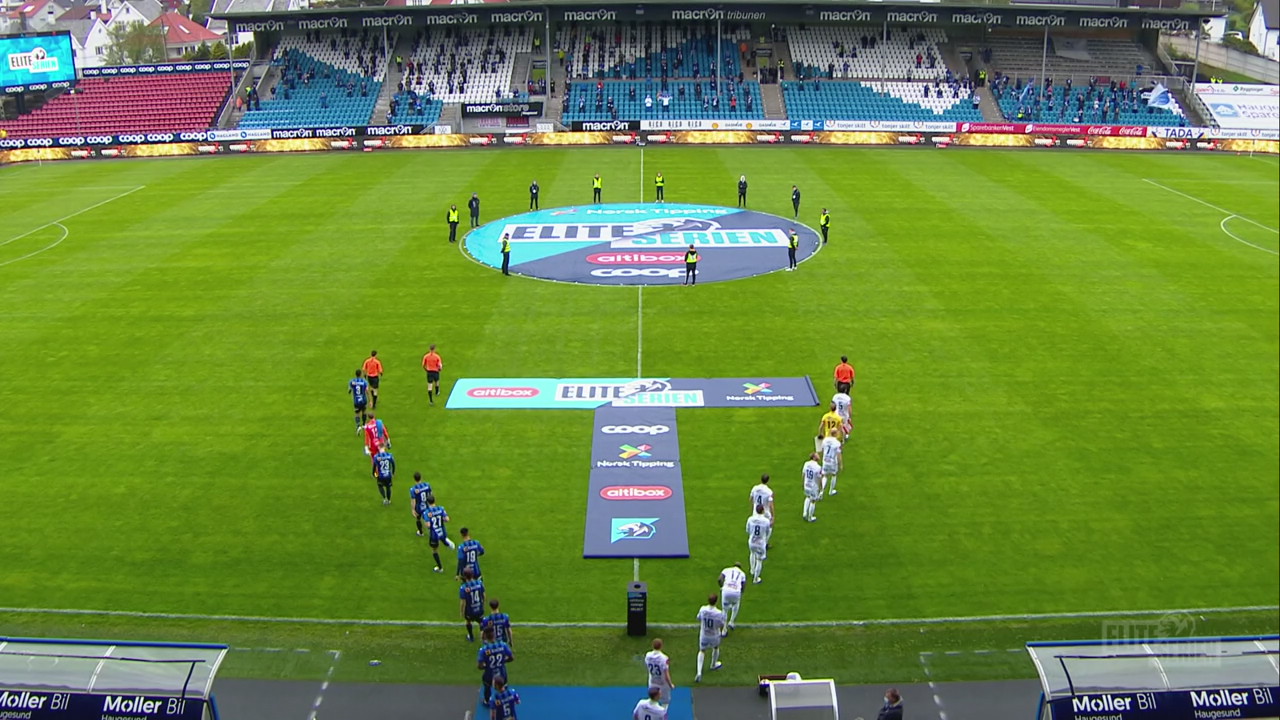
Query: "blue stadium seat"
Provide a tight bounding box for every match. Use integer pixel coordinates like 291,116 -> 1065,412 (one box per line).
560,79 -> 764,122
781,80 -> 983,122
239,48 -> 382,129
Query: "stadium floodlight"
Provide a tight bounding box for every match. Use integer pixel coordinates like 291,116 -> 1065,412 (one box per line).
767,677 -> 839,720
0,637 -> 229,719
1027,634 -> 1279,720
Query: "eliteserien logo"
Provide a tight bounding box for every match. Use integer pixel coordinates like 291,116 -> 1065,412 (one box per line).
611,518 -> 658,543
601,425 -> 671,435
8,46 -> 59,74
560,380 -> 672,401
819,10 -> 871,21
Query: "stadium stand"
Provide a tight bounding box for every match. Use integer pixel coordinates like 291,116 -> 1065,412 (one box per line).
238,32 -> 387,129
786,25 -> 949,80
782,80 -> 983,122
980,33 -> 1160,86
560,79 -> 764,122
399,27 -> 534,105
990,79 -> 1187,126
0,72 -> 231,139
555,22 -> 750,80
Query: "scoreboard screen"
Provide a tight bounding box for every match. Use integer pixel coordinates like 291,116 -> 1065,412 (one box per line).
2,31 -> 76,93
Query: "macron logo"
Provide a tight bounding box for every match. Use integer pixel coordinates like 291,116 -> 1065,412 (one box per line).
467,387 -> 539,398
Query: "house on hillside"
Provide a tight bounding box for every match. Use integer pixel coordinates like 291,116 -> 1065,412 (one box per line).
150,11 -> 223,59
59,0 -> 163,66
1,0 -> 72,33
1249,0 -> 1279,61
205,0 -> 273,46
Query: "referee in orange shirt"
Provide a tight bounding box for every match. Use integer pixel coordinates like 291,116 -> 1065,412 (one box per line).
422,344 -> 444,405
833,355 -> 855,395
363,350 -> 384,410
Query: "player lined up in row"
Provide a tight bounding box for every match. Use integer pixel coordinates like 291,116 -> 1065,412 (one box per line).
445,174 -> 834,241
346,349 -> 520,716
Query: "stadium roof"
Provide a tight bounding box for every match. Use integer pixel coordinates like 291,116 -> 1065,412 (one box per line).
1027,635 -> 1280,698
0,638 -> 229,699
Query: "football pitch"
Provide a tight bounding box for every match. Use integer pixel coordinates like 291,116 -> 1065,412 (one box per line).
1,146 -> 1277,687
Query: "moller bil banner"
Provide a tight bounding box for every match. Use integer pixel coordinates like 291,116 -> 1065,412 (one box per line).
0,691 -> 205,719
1048,686 -> 1279,720
584,405 -> 688,558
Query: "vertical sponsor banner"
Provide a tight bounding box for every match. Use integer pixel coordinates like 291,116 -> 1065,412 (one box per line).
584,406 -> 688,558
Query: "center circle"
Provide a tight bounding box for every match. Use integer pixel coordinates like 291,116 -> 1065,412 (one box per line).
464,203 -> 821,285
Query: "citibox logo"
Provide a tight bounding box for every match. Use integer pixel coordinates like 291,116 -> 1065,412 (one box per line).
466,386 -> 539,398
600,485 -> 673,501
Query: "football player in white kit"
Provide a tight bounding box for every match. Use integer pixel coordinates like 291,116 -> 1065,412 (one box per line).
802,452 -> 825,522
718,562 -> 747,630
633,687 -> 668,720
643,638 -> 674,705
749,473 -> 774,543
694,593 -> 726,682
832,390 -> 852,440
746,504 -> 770,584
819,432 -> 843,496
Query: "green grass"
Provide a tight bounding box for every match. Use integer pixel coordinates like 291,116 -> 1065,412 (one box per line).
1,147 -> 1277,686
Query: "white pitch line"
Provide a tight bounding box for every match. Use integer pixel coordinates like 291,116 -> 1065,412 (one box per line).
1,604 -> 1273,630
0,185 -> 146,249
636,286 -> 643,378
1220,215 -> 1280,256
306,650 -> 340,720
0,222 -> 69,268
1143,178 -> 1279,235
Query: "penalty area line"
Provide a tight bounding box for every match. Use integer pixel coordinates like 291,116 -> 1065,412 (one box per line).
0,604 -> 1274,630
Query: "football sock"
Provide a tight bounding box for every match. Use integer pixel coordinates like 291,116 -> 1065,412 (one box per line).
432,552 -> 441,569
446,538 -> 456,549
712,649 -> 720,666
803,499 -> 811,518
696,651 -> 705,676
416,518 -> 423,533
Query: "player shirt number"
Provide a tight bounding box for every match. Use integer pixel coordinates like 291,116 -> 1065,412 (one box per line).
647,662 -> 663,677
487,653 -> 505,670
431,516 -> 444,530
465,550 -> 478,563
752,526 -> 763,537
703,618 -> 717,631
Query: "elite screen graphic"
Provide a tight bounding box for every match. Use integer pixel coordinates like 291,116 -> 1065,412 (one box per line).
1,32 -> 76,93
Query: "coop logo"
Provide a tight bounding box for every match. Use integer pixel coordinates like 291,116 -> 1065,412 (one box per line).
819,10 -> 871,21
600,485 -> 673,501
601,424 -> 671,435
490,10 -> 542,23
8,46 -> 59,74
1141,17 -> 1190,31
424,12 -> 477,24
611,517 -> 658,542
618,444 -> 653,459
562,9 -> 616,22
1079,16 -> 1128,28
742,382 -> 772,395
363,15 -> 414,27
466,386 -> 540,398
468,203 -> 820,285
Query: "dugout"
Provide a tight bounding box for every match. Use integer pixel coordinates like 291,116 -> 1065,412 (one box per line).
1026,634 -> 1279,720
0,637 -> 229,720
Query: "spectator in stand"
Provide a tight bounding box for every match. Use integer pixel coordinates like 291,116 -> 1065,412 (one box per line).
320,91 -> 328,109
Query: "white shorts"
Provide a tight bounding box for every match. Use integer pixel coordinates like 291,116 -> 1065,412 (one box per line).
749,543 -> 767,560
805,487 -> 822,500
699,634 -> 722,650
722,591 -> 741,608
823,465 -> 839,477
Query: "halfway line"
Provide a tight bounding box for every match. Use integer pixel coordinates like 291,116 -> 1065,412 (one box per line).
1143,178 -> 1279,234
0,604 -> 1273,630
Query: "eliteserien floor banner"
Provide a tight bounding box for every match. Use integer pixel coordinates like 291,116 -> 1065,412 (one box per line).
584,405 -> 689,558
446,377 -> 819,410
